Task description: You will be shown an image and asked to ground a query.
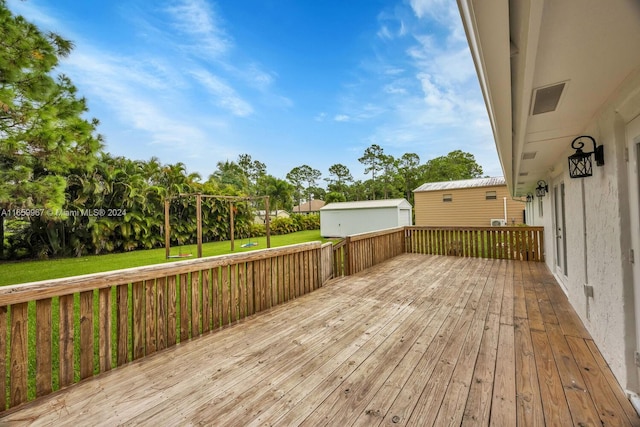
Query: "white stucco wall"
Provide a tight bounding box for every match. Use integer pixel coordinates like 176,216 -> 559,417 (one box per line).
540,69 -> 640,392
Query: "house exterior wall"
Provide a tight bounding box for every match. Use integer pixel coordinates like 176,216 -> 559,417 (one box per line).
537,68 -> 640,392
414,185 -> 525,226
320,207 -> 400,238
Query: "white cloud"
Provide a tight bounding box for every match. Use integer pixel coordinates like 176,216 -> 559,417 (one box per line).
384,82 -> 408,95
164,0 -> 231,57
6,0 -> 57,27
334,114 -> 351,122
409,0 -> 457,23
245,64 -> 274,90
399,20 -> 408,37
385,67 -> 405,75
335,0 -> 497,175
377,25 -> 393,40
62,50 -> 211,151
191,69 -> 253,117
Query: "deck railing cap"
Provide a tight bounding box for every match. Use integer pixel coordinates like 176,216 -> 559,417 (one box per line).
0,241 -> 322,306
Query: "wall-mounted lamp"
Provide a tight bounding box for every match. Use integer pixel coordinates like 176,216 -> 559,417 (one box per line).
535,180 -> 548,198
568,135 -> 604,178
526,193 -> 533,203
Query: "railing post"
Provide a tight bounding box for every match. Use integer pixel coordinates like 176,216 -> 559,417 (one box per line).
344,236 -> 352,276
164,199 -> 170,259
196,194 -> 203,258
403,227 -> 409,253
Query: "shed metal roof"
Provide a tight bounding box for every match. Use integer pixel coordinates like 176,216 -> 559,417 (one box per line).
413,177 -> 506,192
320,198 -> 411,211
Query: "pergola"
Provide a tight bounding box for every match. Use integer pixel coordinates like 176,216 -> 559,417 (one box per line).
164,193 -> 271,258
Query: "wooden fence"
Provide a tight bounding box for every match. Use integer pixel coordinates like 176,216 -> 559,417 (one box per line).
405,226 -> 545,261
0,242 -> 332,412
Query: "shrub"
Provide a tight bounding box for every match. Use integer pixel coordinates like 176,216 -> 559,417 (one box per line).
290,213 -> 319,231
301,214 -> 320,230
270,217 -> 298,235
249,222 -> 266,237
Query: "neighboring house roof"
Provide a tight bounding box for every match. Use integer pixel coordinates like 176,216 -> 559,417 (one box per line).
292,200 -> 325,212
413,177 -> 505,192
320,198 -> 411,211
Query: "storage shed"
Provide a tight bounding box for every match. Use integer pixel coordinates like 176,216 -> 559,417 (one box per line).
320,199 -> 413,238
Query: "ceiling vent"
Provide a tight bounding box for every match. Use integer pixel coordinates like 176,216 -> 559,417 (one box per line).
522,152 -> 537,160
531,82 -> 566,115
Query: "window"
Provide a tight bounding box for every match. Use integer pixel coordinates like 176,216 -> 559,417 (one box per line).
485,191 -> 497,200
443,194 -> 452,202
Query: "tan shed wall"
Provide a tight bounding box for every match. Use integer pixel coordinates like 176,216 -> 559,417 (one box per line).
414,185 -> 525,226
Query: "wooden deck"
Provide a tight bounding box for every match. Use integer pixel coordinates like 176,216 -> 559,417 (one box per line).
2,254 -> 639,426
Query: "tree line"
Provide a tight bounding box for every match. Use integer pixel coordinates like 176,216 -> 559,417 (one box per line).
0,2 -> 483,260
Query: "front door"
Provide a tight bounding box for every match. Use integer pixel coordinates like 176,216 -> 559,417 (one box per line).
627,115 -> 640,392
554,182 -> 568,281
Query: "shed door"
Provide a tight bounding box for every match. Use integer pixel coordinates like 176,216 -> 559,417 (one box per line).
400,209 -> 411,226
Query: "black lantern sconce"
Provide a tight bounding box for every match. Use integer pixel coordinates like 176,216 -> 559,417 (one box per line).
535,180 -> 548,198
568,135 -> 604,178
526,193 -> 533,203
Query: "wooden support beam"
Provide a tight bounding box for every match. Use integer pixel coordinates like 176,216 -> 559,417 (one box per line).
196,194 -> 202,258
164,199 -> 170,259
230,202 -> 235,252
265,196 -> 271,248
0,215 -> 4,258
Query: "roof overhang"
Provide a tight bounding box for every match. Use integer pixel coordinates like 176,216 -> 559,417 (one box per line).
457,0 -> 640,196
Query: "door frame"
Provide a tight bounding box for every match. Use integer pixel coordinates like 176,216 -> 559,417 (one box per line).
552,179 -> 568,289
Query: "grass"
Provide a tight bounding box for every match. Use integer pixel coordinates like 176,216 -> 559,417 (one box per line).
0,230 -> 329,286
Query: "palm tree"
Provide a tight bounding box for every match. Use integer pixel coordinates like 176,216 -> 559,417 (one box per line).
261,175 -> 294,216
209,160 -> 249,193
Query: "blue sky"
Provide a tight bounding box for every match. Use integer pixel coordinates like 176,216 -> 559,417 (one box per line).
7,0 -> 500,182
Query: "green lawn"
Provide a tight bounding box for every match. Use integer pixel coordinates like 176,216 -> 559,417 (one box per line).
0,230 -> 329,286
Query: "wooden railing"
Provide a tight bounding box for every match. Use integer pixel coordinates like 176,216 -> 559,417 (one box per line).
405,226 -> 545,261
1,225 -> 545,412
346,227 -> 406,275
320,242 -> 334,284
330,227 -> 406,277
332,238 -> 348,277
329,225 -> 545,279
0,242 -> 332,412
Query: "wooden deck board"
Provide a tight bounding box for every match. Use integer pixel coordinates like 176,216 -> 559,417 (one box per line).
531,329 -> 573,426
431,264 -> 495,426
2,254 -> 638,426
514,317 -> 544,425
491,322 -> 517,426
195,258 -> 437,426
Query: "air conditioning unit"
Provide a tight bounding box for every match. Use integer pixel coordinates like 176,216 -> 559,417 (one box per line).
490,219 -> 507,227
